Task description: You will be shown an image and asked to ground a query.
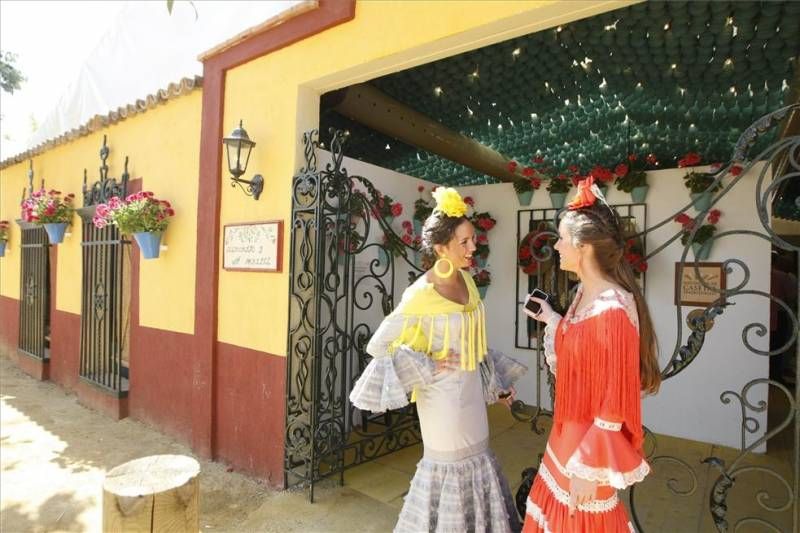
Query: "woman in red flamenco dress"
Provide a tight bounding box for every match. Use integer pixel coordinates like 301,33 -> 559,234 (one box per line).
522,177 -> 661,532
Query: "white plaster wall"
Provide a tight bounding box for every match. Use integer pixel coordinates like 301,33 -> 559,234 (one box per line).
323,151 -> 771,451
629,164 -> 770,452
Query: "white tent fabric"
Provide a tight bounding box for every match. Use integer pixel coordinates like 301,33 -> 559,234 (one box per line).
23,0 -> 303,155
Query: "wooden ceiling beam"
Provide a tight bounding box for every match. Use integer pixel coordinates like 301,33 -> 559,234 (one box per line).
324,83 -> 519,183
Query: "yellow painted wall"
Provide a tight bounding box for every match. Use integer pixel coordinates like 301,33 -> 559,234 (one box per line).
0,161 -> 26,302
0,90 -> 202,334
219,0 -> 634,354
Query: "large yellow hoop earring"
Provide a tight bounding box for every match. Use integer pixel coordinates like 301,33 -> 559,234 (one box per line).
434,257 -> 454,278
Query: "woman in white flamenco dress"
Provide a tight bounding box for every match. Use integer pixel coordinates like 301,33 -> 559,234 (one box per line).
350,188 -> 527,533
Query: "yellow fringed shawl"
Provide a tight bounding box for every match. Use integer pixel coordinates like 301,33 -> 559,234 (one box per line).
386,270 -> 488,401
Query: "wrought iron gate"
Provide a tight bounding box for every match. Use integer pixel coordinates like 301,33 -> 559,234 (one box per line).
77,136 -> 131,395
511,104 -> 800,532
285,129 -> 423,499
18,224 -> 50,360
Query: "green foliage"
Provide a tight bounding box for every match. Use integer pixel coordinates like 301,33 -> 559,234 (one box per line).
615,169 -> 647,192
680,223 -> 717,246
683,172 -> 723,194
413,197 -> 433,222
546,176 -> 571,193
166,0 -> 198,19
0,51 -> 25,94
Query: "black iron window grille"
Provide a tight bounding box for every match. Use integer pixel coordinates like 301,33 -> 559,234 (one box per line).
77,136 -> 131,395
17,223 -> 50,361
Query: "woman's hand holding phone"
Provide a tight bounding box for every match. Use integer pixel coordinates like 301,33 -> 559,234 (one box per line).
524,290 -> 555,322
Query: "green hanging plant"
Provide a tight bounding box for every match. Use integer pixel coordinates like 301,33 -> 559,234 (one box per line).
679,152 -> 723,194
546,174 -> 572,193
675,210 -> 722,245
413,185 -> 434,223
513,177 -> 543,194
615,153 -> 659,192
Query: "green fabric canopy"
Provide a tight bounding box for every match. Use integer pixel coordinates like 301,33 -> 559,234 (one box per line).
320,1 -> 799,187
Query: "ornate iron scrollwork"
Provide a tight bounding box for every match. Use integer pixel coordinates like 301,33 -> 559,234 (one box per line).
82,135 -> 129,206
285,128 -> 424,501
76,136 -> 131,395
510,104 -> 800,531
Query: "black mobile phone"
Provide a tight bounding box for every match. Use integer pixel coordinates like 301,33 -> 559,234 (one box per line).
525,289 -> 550,315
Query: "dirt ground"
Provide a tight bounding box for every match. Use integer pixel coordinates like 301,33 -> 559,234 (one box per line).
0,356 -> 274,532
0,355 -> 398,533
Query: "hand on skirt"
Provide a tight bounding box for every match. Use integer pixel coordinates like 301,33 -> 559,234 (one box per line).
568,476 -> 598,516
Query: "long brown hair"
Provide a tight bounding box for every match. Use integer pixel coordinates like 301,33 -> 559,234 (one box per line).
562,205 -> 661,394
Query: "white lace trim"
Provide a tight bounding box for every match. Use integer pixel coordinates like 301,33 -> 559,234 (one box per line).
525,498 -> 553,533
564,455 -> 651,490
594,417 -> 623,431
538,462 -> 620,513
543,313 -> 561,375
563,284 -> 639,333
545,443 -> 571,478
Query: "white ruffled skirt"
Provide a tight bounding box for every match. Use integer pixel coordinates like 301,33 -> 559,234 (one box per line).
396,441 -> 520,533
350,347 -> 527,533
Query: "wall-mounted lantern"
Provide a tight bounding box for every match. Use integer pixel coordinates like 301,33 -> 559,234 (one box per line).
222,120 -> 263,200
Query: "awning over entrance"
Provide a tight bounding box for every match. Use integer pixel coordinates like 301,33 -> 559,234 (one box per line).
321,1 -> 799,188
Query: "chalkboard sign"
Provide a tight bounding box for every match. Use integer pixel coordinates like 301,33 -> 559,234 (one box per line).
223,220 -> 283,272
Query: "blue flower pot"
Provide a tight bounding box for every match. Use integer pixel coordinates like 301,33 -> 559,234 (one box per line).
516,190 -> 533,206
413,219 -> 423,236
631,185 -> 649,203
0,241 -> 6,257
474,256 -> 488,269
691,241 -> 712,261
134,231 -> 162,259
477,286 -> 488,300
691,192 -> 712,212
43,223 -> 68,244
550,192 -> 567,209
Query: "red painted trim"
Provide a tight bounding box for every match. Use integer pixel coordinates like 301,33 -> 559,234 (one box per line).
128,178 -> 142,336
195,64 -> 225,458
222,220 -> 284,273
194,0 -> 356,461
75,378 -> 129,420
12,349 -> 49,380
49,310 -> 80,391
0,296 -> 20,354
215,342 -> 286,486
129,326 -> 195,444
203,0 -> 356,73
47,244 -> 81,392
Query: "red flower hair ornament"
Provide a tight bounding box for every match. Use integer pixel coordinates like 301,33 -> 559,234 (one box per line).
567,176 -> 607,210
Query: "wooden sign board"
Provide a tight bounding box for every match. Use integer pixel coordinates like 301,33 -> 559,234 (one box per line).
675,262 -> 726,307
223,220 -> 283,272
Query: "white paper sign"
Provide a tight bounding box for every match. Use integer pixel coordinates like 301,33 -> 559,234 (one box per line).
223,221 -> 283,272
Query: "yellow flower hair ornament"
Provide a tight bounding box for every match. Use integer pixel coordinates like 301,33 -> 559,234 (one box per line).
431,187 -> 468,218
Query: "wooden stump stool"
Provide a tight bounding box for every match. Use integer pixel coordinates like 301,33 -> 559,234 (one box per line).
103,454 -> 200,532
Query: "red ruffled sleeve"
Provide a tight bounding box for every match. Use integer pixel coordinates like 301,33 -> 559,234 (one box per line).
562,307 -> 650,489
